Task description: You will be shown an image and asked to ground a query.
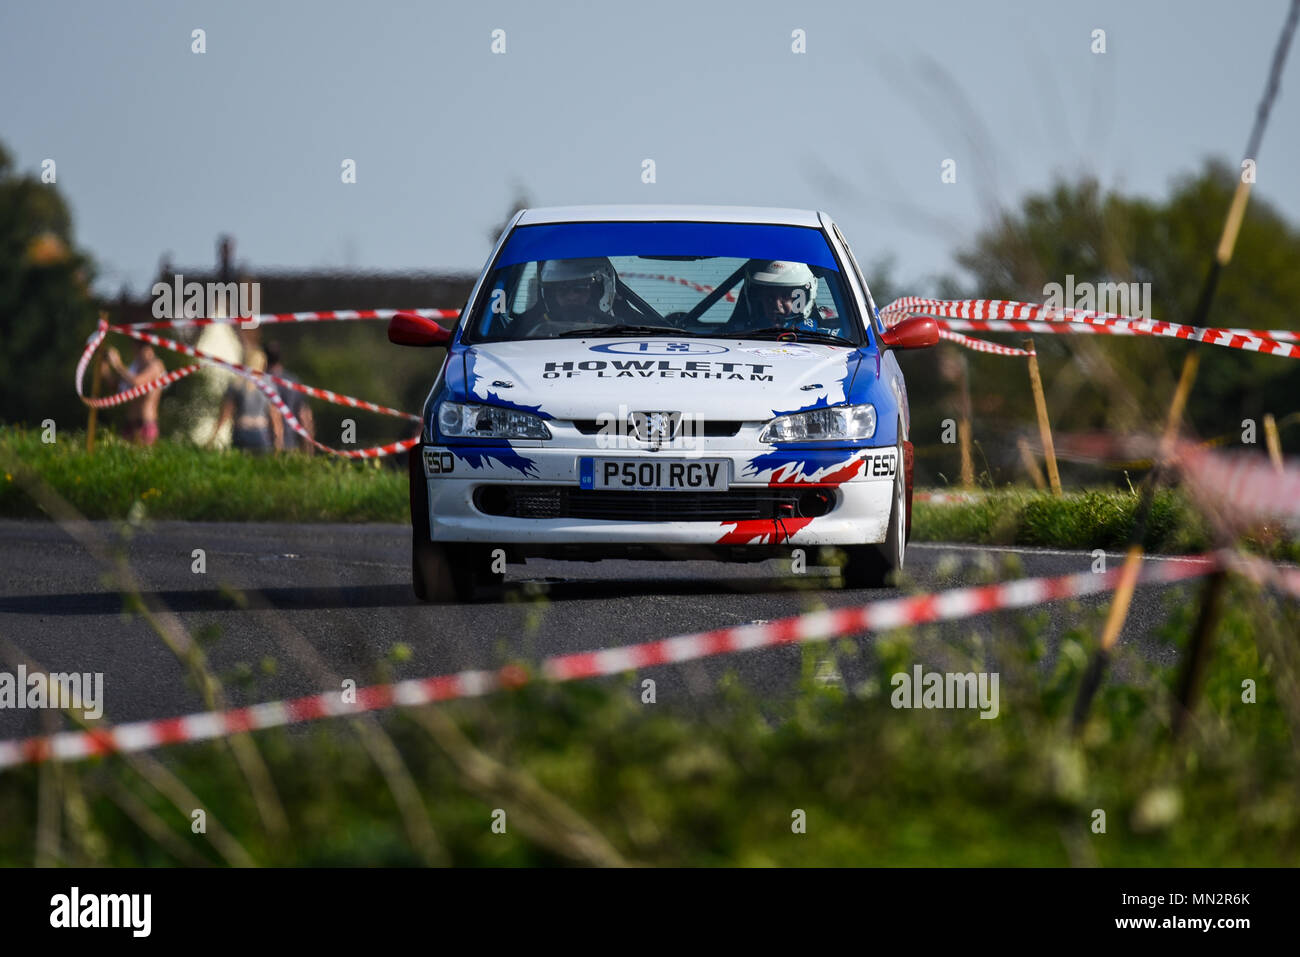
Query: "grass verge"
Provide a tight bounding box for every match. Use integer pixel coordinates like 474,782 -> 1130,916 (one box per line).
913,487 -> 1299,561
0,426 -> 405,522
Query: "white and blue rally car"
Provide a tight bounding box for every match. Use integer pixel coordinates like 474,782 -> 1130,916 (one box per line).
390,205 -> 939,601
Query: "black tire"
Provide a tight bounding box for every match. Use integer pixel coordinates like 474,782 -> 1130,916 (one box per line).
412,536 -> 463,602
408,447 -> 503,603
413,538 -> 486,603
841,438 -> 906,590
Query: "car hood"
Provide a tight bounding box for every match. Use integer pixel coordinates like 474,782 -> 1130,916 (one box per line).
451,338 -> 875,421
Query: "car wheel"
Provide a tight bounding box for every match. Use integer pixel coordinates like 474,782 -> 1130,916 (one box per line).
841,438 -> 906,590
409,447 -> 494,603
413,537 -> 473,603
414,539 -> 507,604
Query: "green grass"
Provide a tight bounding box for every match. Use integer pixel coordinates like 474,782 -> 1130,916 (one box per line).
1,575 -> 1296,865
914,486 -> 1300,561
0,426 -> 405,522
914,487 -> 1211,551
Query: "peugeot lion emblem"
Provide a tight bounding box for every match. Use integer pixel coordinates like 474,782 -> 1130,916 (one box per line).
629,411 -> 682,450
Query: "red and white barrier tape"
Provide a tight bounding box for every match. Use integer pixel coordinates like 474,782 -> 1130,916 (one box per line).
76,362 -> 205,410
1174,441 -> 1300,524
1221,550 -> 1300,599
880,298 -> 1300,359
938,329 -> 1033,357
0,552 -> 1231,771
610,278 -> 1298,357
120,308 -> 459,332
621,271 -> 739,302
912,490 -> 986,505
614,276 -> 1296,359
72,288 -> 1299,463
75,311 -> 442,459
880,297 -> 1300,337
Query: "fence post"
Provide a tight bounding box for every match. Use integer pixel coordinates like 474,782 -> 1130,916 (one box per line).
1071,351 -> 1200,735
957,352 -> 974,489
1023,339 -> 1061,497
1264,413 -> 1283,472
86,311 -> 107,454
1017,436 -> 1047,490
1171,568 -> 1229,739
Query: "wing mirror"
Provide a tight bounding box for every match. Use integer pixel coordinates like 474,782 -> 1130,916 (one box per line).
388,311 -> 452,347
879,316 -> 939,350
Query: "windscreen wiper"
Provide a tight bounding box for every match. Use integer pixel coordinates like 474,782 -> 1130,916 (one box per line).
556,324 -> 695,338
736,327 -> 857,347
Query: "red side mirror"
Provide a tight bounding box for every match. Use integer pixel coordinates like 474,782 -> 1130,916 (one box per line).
879,316 -> 939,350
388,311 -> 452,347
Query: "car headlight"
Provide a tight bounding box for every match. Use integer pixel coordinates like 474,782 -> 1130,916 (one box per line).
437,401 -> 551,440
760,404 -> 876,443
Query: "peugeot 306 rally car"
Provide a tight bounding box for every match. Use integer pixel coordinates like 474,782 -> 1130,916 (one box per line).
390,205 -> 938,602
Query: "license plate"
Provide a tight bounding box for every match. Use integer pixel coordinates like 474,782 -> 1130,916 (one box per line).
579,458 -> 729,492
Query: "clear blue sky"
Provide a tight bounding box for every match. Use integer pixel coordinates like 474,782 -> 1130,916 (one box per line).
2,0 -> 1297,299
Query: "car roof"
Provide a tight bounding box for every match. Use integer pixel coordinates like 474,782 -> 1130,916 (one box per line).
515,205 -> 824,228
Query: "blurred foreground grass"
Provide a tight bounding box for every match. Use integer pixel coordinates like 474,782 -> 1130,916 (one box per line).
0,577 -> 1295,865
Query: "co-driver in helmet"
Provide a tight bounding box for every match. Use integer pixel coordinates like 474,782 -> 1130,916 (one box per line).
513,257 -> 618,338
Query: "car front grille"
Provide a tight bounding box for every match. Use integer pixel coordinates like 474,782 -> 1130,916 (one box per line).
568,419 -> 744,437
473,485 -> 835,522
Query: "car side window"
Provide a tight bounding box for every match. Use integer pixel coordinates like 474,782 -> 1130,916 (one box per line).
474,264 -> 537,338
832,223 -> 884,336
511,262 -> 540,315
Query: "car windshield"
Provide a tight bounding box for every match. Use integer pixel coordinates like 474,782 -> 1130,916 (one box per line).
460,221 -> 864,345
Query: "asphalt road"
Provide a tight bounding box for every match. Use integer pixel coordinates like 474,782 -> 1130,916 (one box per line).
0,520 -> 1205,739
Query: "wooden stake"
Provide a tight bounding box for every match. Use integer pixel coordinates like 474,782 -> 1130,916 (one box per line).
1171,568 -> 1229,739
1160,351 -> 1200,459
1023,340 -> 1061,497
956,351 -> 974,489
1264,413 -> 1283,473
958,420 -> 974,489
1017,436 -> 1047,490
86,311 -> 107,454
1216,179 -> 1252,266
1076,347 -> 1204,735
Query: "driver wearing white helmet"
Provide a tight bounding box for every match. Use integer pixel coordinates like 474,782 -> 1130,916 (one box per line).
513,257 -> 618,338
742,260 -> 825,332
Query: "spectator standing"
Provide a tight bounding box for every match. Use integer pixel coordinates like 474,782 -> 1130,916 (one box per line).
265,341 -> 315,454
105,341 -> 165,445
206,347 -> 282,453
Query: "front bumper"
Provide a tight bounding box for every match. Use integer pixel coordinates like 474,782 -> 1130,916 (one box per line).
415,440 -> 898,548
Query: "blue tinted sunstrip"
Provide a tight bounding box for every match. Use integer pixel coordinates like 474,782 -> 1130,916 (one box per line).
497,222 -> 839,270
